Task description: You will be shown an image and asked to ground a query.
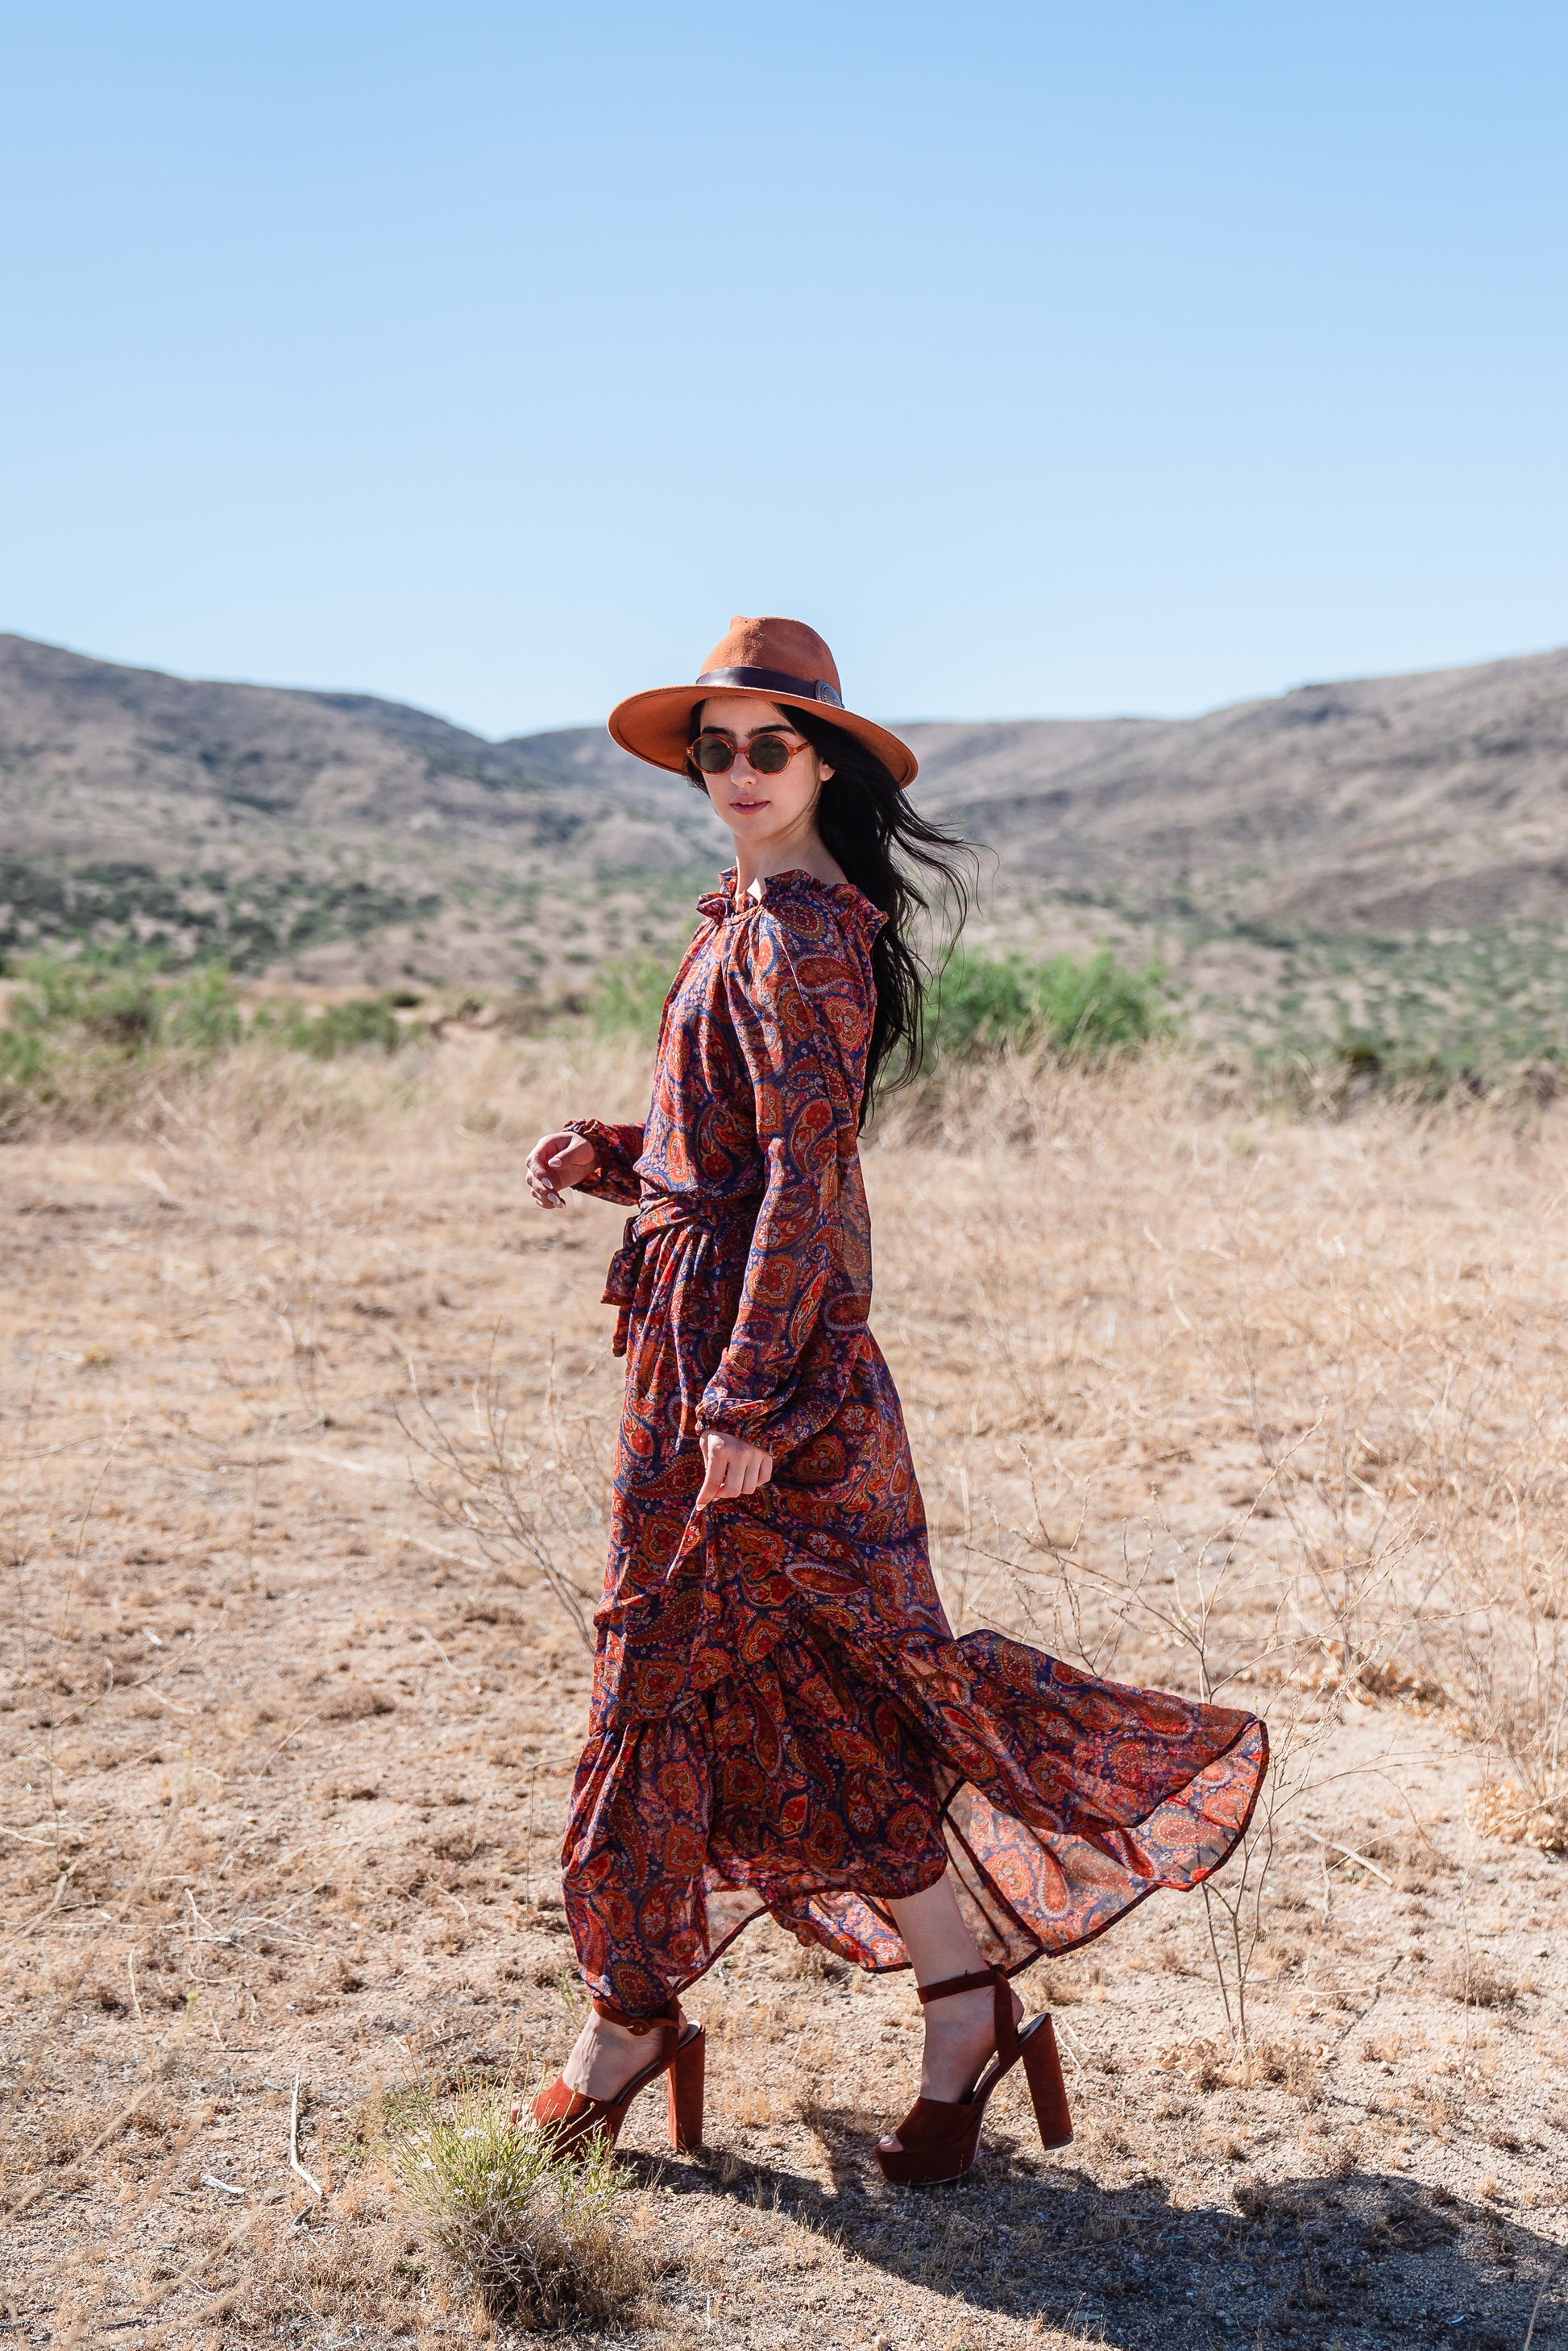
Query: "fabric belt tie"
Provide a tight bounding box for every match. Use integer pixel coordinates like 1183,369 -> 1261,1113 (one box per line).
603,1191 -> 763,1325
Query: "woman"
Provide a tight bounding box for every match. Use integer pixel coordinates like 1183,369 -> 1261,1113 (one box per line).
525,616 -> 1267,2184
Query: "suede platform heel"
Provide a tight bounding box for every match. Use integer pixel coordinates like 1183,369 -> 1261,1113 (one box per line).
533,1995 -> 705,2156
876,1965 -> 1072,2186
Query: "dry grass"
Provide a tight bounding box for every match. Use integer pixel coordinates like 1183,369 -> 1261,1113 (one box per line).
2,1038 -> 1566,2347
875,1049 -> 1567,1795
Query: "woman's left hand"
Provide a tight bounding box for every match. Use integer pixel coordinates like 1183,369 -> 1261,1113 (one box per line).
695,1432 -> 773,1508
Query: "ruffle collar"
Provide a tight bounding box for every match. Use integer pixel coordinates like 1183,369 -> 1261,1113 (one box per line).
695,867 -> 886,943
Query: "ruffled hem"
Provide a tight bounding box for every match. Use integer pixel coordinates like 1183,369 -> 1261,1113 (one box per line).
560,1610 -> 1268,2013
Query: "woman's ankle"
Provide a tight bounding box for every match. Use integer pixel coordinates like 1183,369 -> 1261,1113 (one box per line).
562,2011 -> 651,2098
918,1983 -> 1022,2095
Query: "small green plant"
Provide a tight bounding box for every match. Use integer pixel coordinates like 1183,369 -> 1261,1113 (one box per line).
0,953 -> 410,1130
1,952 -> 244,1064
163,961 -> 245,1055
927,946 -> 1173,1060
0,1027 -> 48,1088
259,994 -> 404,1059
7,952 -> 168,1051
589,952 -> 682,1044
380,2075 -> 645,2327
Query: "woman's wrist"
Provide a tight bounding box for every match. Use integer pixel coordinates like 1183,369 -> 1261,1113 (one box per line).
562,1122 -> 601,1179
699,1421 -> 771,1455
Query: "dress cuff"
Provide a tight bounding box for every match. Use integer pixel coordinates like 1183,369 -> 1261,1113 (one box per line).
695,1399 -> 779,1449
563,1119 -> 641,1207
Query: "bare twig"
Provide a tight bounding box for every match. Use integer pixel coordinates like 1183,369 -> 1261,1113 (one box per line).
1297,1826 -> 1398,1889
398,1340 -> 600,1650
288,2071 -> 323,2200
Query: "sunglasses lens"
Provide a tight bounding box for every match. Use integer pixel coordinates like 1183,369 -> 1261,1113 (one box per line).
749,736 -> 792,773
692,736 -> 734,774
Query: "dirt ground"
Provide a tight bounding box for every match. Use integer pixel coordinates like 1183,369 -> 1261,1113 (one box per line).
2,1044 -> 1565,2349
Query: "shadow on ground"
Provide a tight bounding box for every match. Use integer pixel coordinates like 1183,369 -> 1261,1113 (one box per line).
633,2103 -> 1565,2349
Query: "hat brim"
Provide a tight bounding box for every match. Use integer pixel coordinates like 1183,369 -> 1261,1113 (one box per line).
608,682 -> 919,789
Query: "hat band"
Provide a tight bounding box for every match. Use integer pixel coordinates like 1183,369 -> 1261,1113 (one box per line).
695,665 -> 844,710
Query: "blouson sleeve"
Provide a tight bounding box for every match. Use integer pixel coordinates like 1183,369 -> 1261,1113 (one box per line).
563,1118 -> 644,1207
698,904 -> 876,1458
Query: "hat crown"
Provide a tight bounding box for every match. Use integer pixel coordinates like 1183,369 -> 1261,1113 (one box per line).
699,616 -> 842,700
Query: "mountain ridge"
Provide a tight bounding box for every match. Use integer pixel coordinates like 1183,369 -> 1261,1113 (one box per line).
2,631 -> 1566,983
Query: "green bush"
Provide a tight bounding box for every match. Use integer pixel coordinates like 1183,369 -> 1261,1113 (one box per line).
1221,923 -> 1568,1101
0,952 -> 406,1131
258,994 -> 404,1059
589,952 -> 682,1045
0,1027 -> 48,1088
163,962 -> 245,1055
1264,1025 -> 1555,1106
4,952 -> 243,1059
0,953 -> 247,1130
0,856 -> 444,972
927,947 -> 1173,1060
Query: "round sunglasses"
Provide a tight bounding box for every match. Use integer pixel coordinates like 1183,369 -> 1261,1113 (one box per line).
689,730 -> 811,777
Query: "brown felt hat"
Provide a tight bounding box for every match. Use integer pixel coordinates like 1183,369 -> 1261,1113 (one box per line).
608,616 -> 918,789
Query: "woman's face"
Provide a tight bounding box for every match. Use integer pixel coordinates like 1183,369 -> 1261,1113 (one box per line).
693,695 -> 834,849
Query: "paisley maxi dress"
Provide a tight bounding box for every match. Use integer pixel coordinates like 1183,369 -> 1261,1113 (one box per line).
562,869 -> 1267,2017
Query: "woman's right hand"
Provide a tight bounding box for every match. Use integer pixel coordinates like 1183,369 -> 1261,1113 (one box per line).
526,1130 -> 599,1209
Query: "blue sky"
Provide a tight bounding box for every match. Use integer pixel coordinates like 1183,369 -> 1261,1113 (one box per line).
2,2 -> 1564,737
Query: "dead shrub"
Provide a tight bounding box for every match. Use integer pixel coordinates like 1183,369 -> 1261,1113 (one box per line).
1033,1963 -> 1082,2006
316,1680 -> 395,1722
1357,2192 -> 1457,2253
429,1825 -> 484,1863
1172,2038 -> 1229,2092
1251,2038 -> 1321,2104
402,1344 -> 610,1652
1433,1953 -> 1519,2009
1466,1781 -> 1568,1855
783,1941 -> 851,1984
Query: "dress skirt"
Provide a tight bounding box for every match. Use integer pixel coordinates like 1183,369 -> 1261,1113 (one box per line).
558,1205 -> 1267,2017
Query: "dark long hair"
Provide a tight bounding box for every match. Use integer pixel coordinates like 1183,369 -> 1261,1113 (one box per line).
686,706 -> 977,1119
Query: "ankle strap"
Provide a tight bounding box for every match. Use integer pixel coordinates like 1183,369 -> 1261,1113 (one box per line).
915,1964 -> 1020,2069
591,1993 -> 679,2034
915,1967 -> 999,2006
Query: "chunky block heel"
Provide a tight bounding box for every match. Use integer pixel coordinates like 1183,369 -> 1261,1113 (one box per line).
533,1996 -> 703,2158
1021,2012 -> 1072,2149
876,1964 -> 1073,2185
666,2021 -> 706,2151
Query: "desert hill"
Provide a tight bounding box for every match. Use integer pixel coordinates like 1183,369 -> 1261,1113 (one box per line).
1,630 -> 1566,989
0,633 -> 719,986
0,632 -> 710,869
907,649 -> 1568,933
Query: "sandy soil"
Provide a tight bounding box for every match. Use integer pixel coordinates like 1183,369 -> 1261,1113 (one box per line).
2,1054 -> 1565,2349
